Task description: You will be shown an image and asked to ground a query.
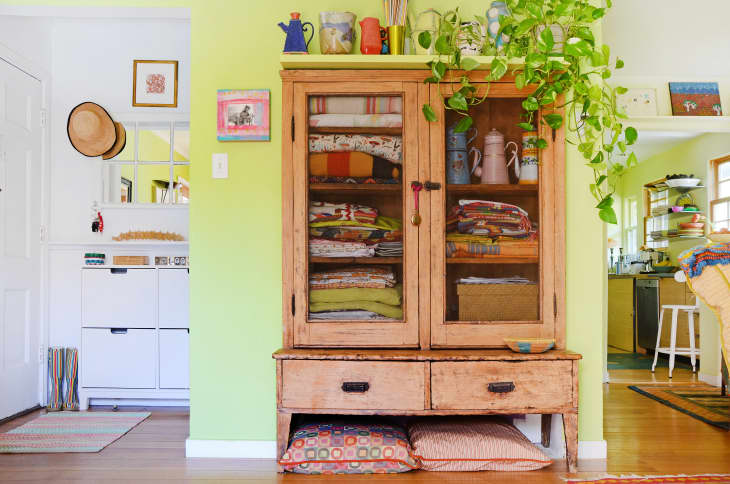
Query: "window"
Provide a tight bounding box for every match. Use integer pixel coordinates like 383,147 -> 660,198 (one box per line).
624,197 -> 638,253
711,155 -> 730,230
644,189 -> 669,249
102,115 -> 190,205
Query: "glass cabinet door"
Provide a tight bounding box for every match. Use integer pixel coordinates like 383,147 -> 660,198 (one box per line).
428,81 -> 559,347
290,82 -> 420,347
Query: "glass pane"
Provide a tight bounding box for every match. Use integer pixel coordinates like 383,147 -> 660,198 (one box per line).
719,180 -> 730,198
629,200 -> 638,226
173,122 -> 190,162
713,201 -> 728,222
305,94 -> 405,322
103,164 -> 134,203
173,164 -> 190,204
137,164 -> 173,204
138,122 -> 172,162
443,97 -> 539,322
719,161 -> 730,181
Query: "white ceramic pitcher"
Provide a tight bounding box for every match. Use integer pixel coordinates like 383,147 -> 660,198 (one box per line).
473,128 -> 519,184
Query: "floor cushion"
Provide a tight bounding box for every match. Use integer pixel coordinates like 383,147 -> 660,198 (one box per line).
408,417 -> 552,472
279,422 -> 418,474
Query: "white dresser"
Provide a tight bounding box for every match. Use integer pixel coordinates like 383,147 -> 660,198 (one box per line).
79,266 -> 189,408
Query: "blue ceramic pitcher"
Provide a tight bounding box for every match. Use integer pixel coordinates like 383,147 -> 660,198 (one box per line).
279,12 -> 314,54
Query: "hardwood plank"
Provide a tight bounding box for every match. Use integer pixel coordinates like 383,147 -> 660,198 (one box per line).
417,80 -> 431,350
552,100 -> 567,350
308,126 -> 402,135
309,256 -> 402,264
281,79 -> 294,349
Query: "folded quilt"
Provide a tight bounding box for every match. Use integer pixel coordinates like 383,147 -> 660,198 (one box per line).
309,134 -> 402,163
309,175 -> 400,185
309,96 -> 402,114
308,310 -> 391,320
445,233 -> 538,258
310,265 -> 396,290
447,200 -> 533,237
679,242 -> 730,278
309,201 -> 378,224
310,215 -> 403,243
310,284 -> 402,306
309,114 -> 402,128
309,300 -> 403,319
309,152 -> 400,179
309,239 -> 375,258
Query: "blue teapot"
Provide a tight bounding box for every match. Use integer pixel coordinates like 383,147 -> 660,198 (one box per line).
279,12 -> 314,54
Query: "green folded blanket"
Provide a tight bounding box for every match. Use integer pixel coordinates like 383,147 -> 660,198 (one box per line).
310,284 -> 402,306
309,300 -> 403,319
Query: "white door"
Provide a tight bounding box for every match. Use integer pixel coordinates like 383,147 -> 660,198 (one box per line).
0,59 -> 42,419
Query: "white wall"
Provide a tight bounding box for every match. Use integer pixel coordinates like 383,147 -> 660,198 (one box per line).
0,15 -> 53,74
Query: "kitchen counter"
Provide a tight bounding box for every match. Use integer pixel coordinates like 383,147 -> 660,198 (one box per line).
608,273 -> 678,279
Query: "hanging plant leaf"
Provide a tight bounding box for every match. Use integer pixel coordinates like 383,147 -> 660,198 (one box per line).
544,113 -> 563,130
487,58 -> 508,80
599,206 -> 617,224
461,57 -> 480,71
418,31 -> 432,50
538,26 -> 554,53
625,126 -> 638,145
518,122 -> 535,131
453,115 -> 474,133
435,34 -> 452,55
448,92 -> 469,111
422,104 -> 437,122
522,97 -> 539,112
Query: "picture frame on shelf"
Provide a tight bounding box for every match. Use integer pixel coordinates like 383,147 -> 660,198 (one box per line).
217,89 -> 271,141
616,88 -> 658,117
133,60 -> 179,108
669,82 -> 722,116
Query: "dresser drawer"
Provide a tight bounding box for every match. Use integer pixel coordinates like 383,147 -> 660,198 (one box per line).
82,268 -> 156,328
431,361 -> 573,411
281,360 -> 425,410
81,328 -> 156,388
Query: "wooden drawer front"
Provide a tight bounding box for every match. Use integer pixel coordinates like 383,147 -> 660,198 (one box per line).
431,361 -> 573,410
81,328 -> 156,389
282,360 -> 425,410
82,269 -> 156,328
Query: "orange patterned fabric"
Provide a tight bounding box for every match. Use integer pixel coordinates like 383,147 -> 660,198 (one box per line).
408,418 -> 552,472
567,476 -> 730,483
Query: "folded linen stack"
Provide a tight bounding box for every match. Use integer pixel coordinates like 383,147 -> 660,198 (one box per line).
308,96 -> 403,128
375,241 -> 403,257
309,239 -> 374,258
458,276 -> 534,285
309,266 -> 403,320
309,202 -> 402,245
445,200 -> 537,259
309,152 -> 401,181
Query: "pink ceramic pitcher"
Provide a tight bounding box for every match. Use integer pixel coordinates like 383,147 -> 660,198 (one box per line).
474,128 -> 519,184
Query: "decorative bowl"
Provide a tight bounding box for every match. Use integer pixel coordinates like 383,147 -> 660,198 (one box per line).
671,206 -> 685,212
679,222 -> 704,229
708,233 -> 730,243
666,178 -> 701,188
503,338 -> 555,354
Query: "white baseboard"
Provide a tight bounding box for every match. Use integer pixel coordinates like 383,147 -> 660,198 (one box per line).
185,438 -> 608,460
185,439 -> 276,458
91,398 -> 189,407
699,372 -> 722,387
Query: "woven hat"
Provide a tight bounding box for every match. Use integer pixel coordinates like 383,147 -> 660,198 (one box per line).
67,102 -> 116,157
102,122 -> 126,160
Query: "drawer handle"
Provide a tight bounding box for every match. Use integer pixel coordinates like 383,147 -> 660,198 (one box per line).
110,268 -> 127,274
342,382 -> 369,393
110,328 -> 128,334
487,382 -> 515,393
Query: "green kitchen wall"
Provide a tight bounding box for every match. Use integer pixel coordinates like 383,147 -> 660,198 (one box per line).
619,133 -> 730,380
6,0 -> 606,445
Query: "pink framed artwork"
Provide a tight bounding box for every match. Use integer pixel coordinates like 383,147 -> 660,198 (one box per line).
217,89 -> 270,141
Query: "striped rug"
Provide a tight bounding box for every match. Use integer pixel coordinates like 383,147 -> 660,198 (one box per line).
628,385 -> 729,430
0,411 -> 150,453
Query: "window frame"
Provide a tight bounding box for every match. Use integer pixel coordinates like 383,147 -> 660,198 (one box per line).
710,154 -> 730,230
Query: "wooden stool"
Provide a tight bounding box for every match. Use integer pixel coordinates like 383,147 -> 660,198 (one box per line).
651,305 -> 699,378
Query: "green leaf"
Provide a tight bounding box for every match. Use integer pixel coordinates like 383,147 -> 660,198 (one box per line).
515,18 -> 539,36
460,57 -> 480,71
589,85 -> 602,101
544,113 -> 563,129
618,140 -> 626,153
447,92 -> 469,111
585,116 -> 601,130
591,51 -> 605,66
453,115 -> 474,133
422,104 -> 437,122
602,44 -> 610,61
615,58 -> 624,69
536,138 -> 548,149
525,52 -> 547,68
601,69 -> 611,79
596,175 -> 607,186
515,72 -> 526,90
522,97 -> 540,112
487,58 -> 508,80
418,31 -> 432,50
591,152 -> 604,164
432,61 -> 446,80
627,152 -> 638,167
625,126 -> 638,145
615,86 -> 628,95
518,122 -> 535,131
596,196 -> 614,209
526,2 -> 544,20
538,26 -> 555,53
599,206 -> 618,224
565,38 -> 591,57
435,34 -> 452,55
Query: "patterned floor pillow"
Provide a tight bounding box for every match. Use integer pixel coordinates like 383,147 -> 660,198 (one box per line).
408,417 -> 553,472
279,422 -> 418,474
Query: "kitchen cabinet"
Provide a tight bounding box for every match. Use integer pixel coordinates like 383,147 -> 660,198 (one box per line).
608,278 -> 635,352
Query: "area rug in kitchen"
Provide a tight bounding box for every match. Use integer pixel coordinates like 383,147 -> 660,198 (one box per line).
567,475 -> 730,483
628,385 -> 729,430
607,352 -> 691,370
0,411 -> 150,453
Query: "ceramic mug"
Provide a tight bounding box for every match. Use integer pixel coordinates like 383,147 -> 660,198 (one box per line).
446,148 -> 481,184
319,12 -> 357,54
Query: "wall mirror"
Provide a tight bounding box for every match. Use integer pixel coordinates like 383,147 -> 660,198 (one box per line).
102,115 -> 190,205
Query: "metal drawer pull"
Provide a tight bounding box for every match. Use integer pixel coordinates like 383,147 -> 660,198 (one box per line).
487,382 -> 515,393
110,328 -> 128,334
342,382 -> 369,393
110,268 -> 127,274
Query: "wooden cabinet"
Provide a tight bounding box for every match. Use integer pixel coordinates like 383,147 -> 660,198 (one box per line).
608,278 -> 635,352
276,69 -> 577,472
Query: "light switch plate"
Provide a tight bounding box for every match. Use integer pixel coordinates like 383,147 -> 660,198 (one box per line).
212,153 -> 228,178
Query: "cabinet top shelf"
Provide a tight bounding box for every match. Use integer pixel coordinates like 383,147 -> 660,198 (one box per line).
447,256 -> 538,264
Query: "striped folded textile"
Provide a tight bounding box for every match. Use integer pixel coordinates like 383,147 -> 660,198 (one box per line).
309,239 -> 375,258
308,96 -> 402,114
679,242 -> 730,278
309,201 -> 378,225
309,114 -> 403,128
447,200 -> 532,238
309,152 -> 400,179
309,266 -> 396,290
309,133 -> 402,163
446,233 -> 538,259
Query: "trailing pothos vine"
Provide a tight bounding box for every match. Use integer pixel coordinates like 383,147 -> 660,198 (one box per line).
419,0 -> 636,224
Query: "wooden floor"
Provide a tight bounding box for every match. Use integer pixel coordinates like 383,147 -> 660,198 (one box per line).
0,372 -> 728,483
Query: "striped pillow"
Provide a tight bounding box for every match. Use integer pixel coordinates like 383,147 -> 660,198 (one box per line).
408,418 -> 553,472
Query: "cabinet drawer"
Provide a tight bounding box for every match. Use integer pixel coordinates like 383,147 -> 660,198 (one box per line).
159,329 -> 189,389
81,328 -> 156,388
159,269 -> 189,329
281,360 -> 425,410
431,361 -> 573,410
82,269 -> 156,328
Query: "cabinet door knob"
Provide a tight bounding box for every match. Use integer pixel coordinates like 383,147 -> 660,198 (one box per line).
487,382 -> 515,393
342,382 -> 369,393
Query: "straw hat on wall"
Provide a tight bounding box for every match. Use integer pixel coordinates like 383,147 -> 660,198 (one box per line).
67,102 -> 122,158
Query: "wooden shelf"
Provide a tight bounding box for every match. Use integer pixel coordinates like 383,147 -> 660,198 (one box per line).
447,184 -> 538,195
308,126 -> 402,135
446,256 -> 538,264
310,257 -> 402,264
645,211 -> 704,219
627,115 -> 730,133
310,183 -> 401,193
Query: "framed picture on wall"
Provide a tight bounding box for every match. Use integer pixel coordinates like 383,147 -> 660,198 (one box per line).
133,60 -> 179,108
217,89 -> 271,141
616,88 -> 658,117
669,82 -> 722,116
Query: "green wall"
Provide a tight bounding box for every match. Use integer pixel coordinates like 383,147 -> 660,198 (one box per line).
7,0 -> 605,445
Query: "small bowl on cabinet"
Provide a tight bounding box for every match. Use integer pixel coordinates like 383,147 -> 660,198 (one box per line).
503,338 -> 555,354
